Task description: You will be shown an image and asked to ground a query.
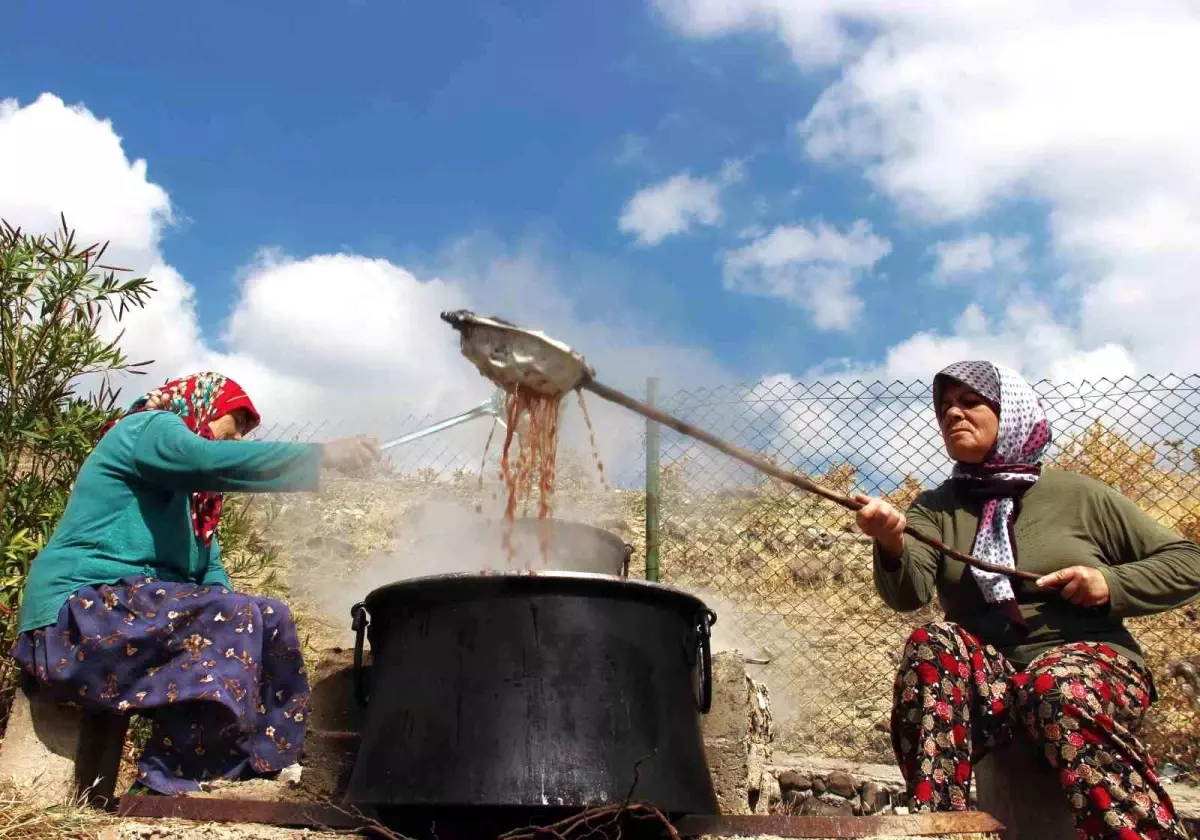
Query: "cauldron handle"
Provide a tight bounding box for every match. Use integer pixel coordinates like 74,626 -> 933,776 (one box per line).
351,601 -> 370,707
696,608 -> 717,714
621,543 -> 633,578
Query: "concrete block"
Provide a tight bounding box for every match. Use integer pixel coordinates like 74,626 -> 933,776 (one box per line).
703,651 -> 752,743
701,651 -> 777,816
0,680 -> 127,808
298,730 -> 360,800
976,738 -> 1076,840
0,680 -> 80,806
301,649 -> 370,799
306,647 -> 368,734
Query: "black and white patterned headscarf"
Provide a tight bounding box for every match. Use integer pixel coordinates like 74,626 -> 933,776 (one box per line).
933,362 -> 1051,625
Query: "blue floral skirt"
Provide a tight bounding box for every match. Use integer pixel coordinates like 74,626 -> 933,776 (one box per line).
11,576 -> 310,795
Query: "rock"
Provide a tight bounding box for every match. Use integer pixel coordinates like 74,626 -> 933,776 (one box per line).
861,780 -> 889,814
777,770 -> 812,794
825,770 -> 858,799
811,776 -> 827,794
782,788 -> 809,811
303,535 -> 353,556
788,553 -> 826,585
803,794 -> 856,817
748,752 -> 779,815
278,763 -> 303,786
830,555 -> 846,582
738,548 -> 764,572
747,680 -> 774,744
803,526 -> 836,549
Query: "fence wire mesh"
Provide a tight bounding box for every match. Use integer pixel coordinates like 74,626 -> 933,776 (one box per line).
263,374 -> 1200,774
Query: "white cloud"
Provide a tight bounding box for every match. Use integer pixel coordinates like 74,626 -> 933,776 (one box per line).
0,93 -> 730,483
618,160 -> 744,246
0,93 -> 208,381
873,303 -> 1138,386
0,95 -> 171,254
722,218 -> 891,330
655,1 -> 1200,375
929,234 -> 1027,285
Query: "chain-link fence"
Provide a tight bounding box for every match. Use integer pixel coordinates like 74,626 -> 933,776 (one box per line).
265,374 -> 1200,774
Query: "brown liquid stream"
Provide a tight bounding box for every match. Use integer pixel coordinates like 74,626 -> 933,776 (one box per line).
499,385 -> 561,566
575,388 -> 609,491
487,388 -> 609,570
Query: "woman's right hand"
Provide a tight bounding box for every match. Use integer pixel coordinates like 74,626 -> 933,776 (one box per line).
322,436 -> 380,473
853,494 -> 906,558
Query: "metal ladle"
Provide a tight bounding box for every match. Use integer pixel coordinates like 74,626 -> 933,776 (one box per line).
440,309 -> 1041,583
379,388 -> 508,453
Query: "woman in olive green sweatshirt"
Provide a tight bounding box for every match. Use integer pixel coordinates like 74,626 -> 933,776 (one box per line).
854,360 -> 1200,840
11,372 -> 379,795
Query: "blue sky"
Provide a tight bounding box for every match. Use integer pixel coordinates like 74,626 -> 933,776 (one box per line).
2,0 -> 1023,379
2,0 -> 1196,449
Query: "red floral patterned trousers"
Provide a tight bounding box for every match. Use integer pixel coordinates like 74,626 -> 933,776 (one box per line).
892,622 -> 1188,840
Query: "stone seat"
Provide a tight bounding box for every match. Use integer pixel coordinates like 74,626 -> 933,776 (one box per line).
0,675 -> 129,808
975,737 -> 1077,840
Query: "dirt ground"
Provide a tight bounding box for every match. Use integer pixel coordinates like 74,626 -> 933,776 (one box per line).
97,822 -> 348,840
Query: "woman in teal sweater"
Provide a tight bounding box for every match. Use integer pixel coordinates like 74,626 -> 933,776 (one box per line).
11,372 -> 378,795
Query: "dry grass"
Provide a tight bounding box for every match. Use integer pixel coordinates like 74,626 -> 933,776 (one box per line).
0,781 -> 111,840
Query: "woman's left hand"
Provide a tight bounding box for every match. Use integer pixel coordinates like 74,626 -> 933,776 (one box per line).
1036,566 -> 1110,607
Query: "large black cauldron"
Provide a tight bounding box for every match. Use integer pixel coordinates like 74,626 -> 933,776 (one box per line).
344,571 -> 718,816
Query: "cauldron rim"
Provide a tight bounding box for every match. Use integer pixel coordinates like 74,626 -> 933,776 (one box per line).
360,570 -> 709,615
407,517 -> 628,546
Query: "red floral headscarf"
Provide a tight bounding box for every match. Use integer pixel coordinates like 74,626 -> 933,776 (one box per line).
103,372 -> 261,546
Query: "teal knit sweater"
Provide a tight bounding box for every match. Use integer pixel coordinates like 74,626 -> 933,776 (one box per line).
17,411 -> 321,633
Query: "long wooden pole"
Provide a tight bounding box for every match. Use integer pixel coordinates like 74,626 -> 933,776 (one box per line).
584,378 -> 1041,583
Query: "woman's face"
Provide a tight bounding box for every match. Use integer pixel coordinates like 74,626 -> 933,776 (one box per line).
208,409 -> 255,442
938,380 -> 999,464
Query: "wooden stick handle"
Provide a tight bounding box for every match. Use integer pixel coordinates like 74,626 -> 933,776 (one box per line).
583,379 -> 1041,583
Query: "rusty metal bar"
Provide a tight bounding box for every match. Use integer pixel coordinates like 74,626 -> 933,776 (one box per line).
116,797 -> 1009,839
116,795 -> 370,830
674,811 -> 1006,838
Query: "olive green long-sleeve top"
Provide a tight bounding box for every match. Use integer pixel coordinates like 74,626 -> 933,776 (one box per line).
874,467 -> 1200,668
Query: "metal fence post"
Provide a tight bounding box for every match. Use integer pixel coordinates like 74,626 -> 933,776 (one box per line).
645,377 -> 661,583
